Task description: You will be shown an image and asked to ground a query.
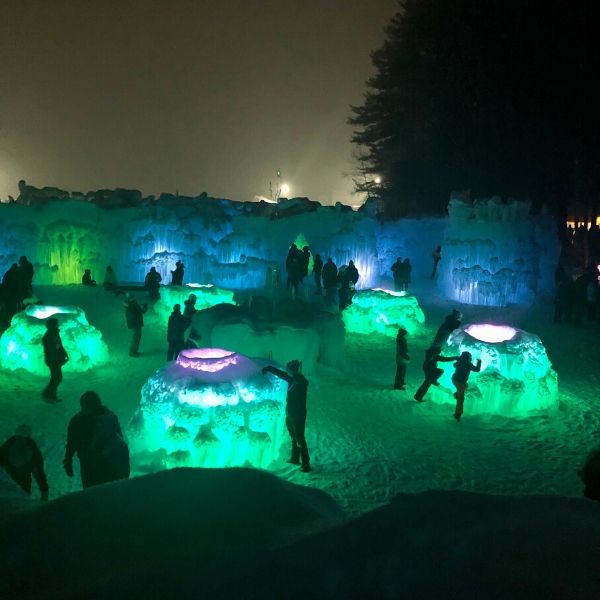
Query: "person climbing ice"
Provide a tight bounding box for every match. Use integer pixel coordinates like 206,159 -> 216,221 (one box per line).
413,346 -> 460,402
262,360 -> 311,472
432,309 -> 462,347
451,351 -> 481,421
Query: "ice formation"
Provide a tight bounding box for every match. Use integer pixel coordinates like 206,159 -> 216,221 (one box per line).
342,289 -> 425,336
131,348 -> 287,468
438,197 -> 560,307
431,323 -> 558,417
154,283 -> 236,321
0,305 -> 109,374
0,194 -> 558,306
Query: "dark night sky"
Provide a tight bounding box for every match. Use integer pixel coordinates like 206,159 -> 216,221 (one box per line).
0,0 -> 397,204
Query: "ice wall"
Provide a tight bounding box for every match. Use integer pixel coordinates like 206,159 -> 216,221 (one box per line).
438,197 -> 560,306
0,195 -> 559,306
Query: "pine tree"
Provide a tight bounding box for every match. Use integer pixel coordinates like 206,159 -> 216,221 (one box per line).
349,0 -> 600,217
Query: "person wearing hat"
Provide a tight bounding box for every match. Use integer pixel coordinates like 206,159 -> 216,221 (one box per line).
394,328 -> 410,390
262,360 -> 311,472
0,424 -> 49,501
451,351 -> 482,421
63,391 -> 130,489
167,303 -> 191,361
41,317 -> 69,402
124,294 -> 148,357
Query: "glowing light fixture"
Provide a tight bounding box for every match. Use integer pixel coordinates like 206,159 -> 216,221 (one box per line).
465,324 -> 516,343
131,349 -> 287,469
280,183 -> 290,196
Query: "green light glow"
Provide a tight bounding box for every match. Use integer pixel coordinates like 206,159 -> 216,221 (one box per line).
154,283 -> 236,321
0,305 -> 109,374
431,324 -> 558,417
131,350 -> 287,469
342,288 -> 425,336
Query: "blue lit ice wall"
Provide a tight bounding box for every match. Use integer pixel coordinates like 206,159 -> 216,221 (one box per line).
438,198 -> 560,307
0,197 -> 559,306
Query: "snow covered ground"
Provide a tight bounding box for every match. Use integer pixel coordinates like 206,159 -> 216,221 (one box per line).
0,275 -> 597,515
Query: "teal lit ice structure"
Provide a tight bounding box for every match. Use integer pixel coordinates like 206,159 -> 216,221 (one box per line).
432,324 -> 558,417
154,283 -> 236,320
342,288 -> 425,336
132,348 -> 287,468
0,305 -> 109,374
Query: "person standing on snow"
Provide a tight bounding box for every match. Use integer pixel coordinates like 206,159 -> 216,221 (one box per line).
144,266 -> 162,299
63,391 -> 130,489
313,253 -> 323,295
171,260 -> 185,286
0,424 -> 49,501
41,317 -> 68,402
451,351 -> 481,421
262,360 -> 311,472
124,294 -> 147,357
322,257 -> 338,305
394,328 -> 410,390
167,303 -> 191,361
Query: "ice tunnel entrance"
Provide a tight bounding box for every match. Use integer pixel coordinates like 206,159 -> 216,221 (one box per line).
431,324 -> 558,417
131,348 -> 288,469
0,305 -> 109,374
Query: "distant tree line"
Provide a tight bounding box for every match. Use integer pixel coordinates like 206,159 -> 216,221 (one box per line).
349,0 -> 600,218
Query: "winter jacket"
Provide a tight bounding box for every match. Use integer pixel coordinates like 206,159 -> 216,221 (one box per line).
263,366 -> 308,420
125,300 -> 146,329
396,334 -> 410,365
322,261 -> 338,288
452,358 -> 482,384
0,436 -> 48,494
167,312 -> 191,343
42,330 -> 68,366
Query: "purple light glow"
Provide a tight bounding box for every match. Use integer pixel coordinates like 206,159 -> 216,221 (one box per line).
465,324 -> 517,343
177,348 -> 239,372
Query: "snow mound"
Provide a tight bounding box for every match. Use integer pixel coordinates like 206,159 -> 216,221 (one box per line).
131,350 -> 288,469
0,304 -> 108,373
432,323 -> 558,417
0,468 -> 344,599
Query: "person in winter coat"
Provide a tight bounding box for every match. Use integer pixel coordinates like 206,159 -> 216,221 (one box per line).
414,347 -> 460,402
394,328 -> 410,390
432,309 -> 462,347
124,294 -> 147,357
346,260 -> 359,286
313,253 -> 323,295
262,360 -> 311,472
300,246 -> 311,282
103,265 -> 119,293
451,351 -> 481,421
391,257 -> 403,291
183,293 -> 197,318
431,246 -> 442,279
144,266 -> 162,299
167,303 -> 191,361
171,261 -> 185,286
0,424 -> 49,501
322,257 -> 338,305
82,269 -> 97,286
41,317 -> 69,402
580,447 -> 600,502
18,255 -> 34,299
63,391 -> 130,489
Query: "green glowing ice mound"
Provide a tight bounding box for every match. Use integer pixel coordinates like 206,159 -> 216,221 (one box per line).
154,283 -> 236,321
131,348 -> 287,469
432,323 -> 558,417
0,305 -> 109,374
342,288 -> 425,336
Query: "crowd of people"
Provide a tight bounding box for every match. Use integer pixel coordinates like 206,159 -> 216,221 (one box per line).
1,246 -> 599,504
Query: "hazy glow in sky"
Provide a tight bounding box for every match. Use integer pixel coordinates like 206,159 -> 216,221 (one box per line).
0,0 -> 397,204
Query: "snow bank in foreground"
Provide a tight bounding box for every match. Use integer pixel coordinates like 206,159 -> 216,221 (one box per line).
1,472 -> 598,599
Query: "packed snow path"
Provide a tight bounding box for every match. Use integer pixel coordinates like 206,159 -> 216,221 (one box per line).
0,280 -> 597,515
